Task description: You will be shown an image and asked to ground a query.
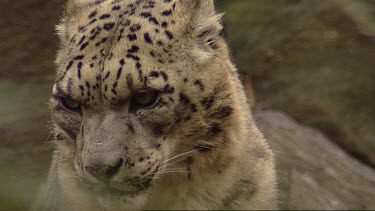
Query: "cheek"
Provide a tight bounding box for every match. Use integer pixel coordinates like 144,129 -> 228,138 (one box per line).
138,106 -> 178,136
53,111 -> 82,140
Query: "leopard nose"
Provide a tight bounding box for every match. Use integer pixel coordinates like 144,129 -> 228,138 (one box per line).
84,158 -> 123,181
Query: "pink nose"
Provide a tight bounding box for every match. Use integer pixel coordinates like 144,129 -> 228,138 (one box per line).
84,158 -> 123,181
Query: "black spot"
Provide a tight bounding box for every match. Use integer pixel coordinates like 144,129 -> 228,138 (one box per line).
66,61 -> 74,70
194,80 -> 204,91
136,62 -> 142,69
179,93 -> 190,105
88,19 -> 97,25
123,19 -> 131,26
157,40 -> 163,46
149,71 -> 159,78
139,158 -> 144,162
162,10 -> 172,16
130,24 -> 141,32
201,96 -> 215,110
140,12 -> 151,18
149,17 -> 159,25
195,144 -> 214,152
88,10 -> 97,19
190,104 -> 198,112
155,28 -> 159,33
208,123 -> 222,134
90,31 -> 100,40
79,85 -> 84,96
161,21 -> 168,28
96,37 -> 108,47
160,71 -> 168,81
165,30 -> 174,40
85,81 -> 91,89
158,59 -> 164,64
77,62 -> 83,79
111,82 -> 118,95
116,67 -> 123,80
128,45 -> 139,53
108,53 -> 113,60
78,26 -> 86,32
127,34 -> 137,41
162,84 -> 175,94
112,5 -> 121,10
119,59 -> 125,65
104,85 -> 108,92
144,33 -> 152,44
126,54 -> 140,61
80,42 -> 89,51
99,14 -> 111,19
183,78 -> 188,83
103,71 -> 110,80
150,51 -> 156,57
103,22 -> 115,31
209,106 -> 234,119
78,36 -> 86,46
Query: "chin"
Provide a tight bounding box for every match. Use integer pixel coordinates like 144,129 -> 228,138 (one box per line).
96,192 -> 149,211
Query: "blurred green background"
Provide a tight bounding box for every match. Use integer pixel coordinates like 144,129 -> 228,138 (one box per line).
0,0 -> 374,210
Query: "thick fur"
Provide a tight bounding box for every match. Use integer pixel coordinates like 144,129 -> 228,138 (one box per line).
34,0 -> 278,210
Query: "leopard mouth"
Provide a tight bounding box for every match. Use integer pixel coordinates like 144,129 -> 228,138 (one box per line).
82,177 -> 153,197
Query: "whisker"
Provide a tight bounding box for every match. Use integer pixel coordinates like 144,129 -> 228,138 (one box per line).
139,183 -> 146,191
161,158 -> 187,168
162,149 -> 196,164
44,132 -> 54,144
162,168 -> 187,172
154,170 -> 189,174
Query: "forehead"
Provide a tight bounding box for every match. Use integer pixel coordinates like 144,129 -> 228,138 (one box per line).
56,0 -> 184,103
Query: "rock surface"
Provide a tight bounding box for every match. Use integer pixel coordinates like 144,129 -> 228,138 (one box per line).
256,110 -> 375,210
217,0 -> 375,167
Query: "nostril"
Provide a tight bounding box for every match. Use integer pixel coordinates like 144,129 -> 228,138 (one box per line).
84,158 -> 124,181
106,158 -> 123,179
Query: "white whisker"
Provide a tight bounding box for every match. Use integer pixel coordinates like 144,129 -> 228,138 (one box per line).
140,183 -> 146,191
160,158 -> 187,168
162,149 -> 196,164
44,132 -> 54,144
154,170 -> 189,174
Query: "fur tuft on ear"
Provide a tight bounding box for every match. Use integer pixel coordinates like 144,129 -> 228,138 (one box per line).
180,0 -> 223,46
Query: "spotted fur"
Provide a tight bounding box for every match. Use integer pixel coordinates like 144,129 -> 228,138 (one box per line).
34,0 -> 277,210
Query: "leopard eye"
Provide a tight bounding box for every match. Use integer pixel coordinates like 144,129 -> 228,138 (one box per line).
61,97 -> 81,113
130,90 -> 159,112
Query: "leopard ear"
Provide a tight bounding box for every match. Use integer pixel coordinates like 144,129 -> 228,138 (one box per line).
57,0 -> 106,41
179,0 -> 223,47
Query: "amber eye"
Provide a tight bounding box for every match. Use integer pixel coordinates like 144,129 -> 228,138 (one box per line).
130,90 -> 159,112
61,97 -> 81,113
